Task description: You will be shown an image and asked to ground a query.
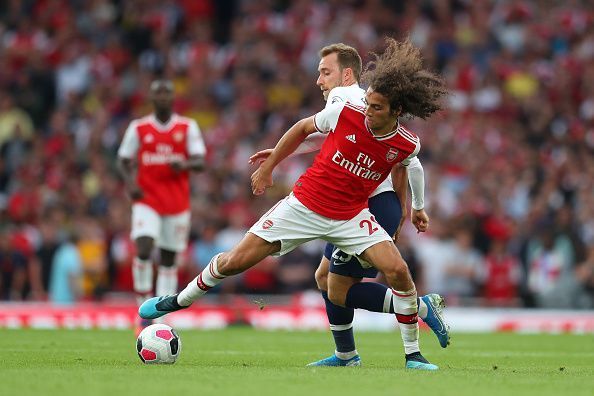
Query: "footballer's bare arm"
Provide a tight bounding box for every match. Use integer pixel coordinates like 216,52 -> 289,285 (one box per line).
170,154 -> 205,172
251,116 -> 316,195
117,156 -> 143,200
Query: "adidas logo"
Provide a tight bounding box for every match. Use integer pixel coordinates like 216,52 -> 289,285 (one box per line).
346,134 -> 356,143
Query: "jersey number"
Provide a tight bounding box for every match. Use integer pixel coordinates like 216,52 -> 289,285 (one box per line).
359,216 -> 379,235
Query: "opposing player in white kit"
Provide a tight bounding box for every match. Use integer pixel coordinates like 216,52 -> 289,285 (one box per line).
249,43 -> 449,367
117,80 -> 206,335
140,38 -> 448,369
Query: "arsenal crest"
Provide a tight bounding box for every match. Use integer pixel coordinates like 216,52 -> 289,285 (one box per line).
386,148 -> 399,162
173,131 -> 184,142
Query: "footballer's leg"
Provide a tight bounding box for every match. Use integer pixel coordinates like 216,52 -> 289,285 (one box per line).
308,252 -> 361,367
139,233 -> 279,319
341,191 -> 450,348
341,280 -> 450,348
154,209 -> 190,307
133,236 -> 155,336
131,204 -> 161,334
361,241 -> 438,370
153,249 -> 177,324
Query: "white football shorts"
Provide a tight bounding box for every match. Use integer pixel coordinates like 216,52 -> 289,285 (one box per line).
131,203 -> 190,252
248,193 -> 391,258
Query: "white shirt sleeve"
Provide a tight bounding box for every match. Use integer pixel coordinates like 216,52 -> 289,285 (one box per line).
117,121 -> 139,159
313,103 -> 344,134
187,120 -> 206,156
293,132 -> 326,155
325,87 -> 346,108
405,156 -> 425,210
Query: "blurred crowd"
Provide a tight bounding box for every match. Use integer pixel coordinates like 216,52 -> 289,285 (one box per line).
1,0 -> 593,309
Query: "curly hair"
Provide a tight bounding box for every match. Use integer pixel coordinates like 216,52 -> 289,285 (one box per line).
361,38 -> 447,120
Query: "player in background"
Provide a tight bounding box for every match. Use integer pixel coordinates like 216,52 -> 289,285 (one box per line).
140,38 -> 448,370
249,43 -> 449,367
117,80 -> 206,335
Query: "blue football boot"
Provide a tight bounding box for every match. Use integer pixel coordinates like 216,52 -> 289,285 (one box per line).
307,354 -> 361,367
405,352 -> 439,370
139,294 -> 186,319
421,294 -> 450,348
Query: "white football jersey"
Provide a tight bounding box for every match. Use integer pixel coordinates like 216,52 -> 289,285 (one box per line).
325,84 -> 393,197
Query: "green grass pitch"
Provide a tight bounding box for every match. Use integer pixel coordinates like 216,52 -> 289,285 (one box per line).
2,328 -> 593,396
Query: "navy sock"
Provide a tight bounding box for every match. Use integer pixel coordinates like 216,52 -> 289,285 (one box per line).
345,282 -> 396,313
322,291 -> 355,353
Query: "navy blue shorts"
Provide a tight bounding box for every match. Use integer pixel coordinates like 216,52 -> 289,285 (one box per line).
324,191 -> 402,279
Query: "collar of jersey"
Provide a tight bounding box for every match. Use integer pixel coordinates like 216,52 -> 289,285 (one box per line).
149,114 -> 177,132
365,118 -> 400,140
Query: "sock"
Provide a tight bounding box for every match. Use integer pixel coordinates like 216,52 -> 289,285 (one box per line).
344,283 -> 429,320
177,254 -> 226,306
322,291 -> 357,358
345,282 -> 394,313
156,266 -> 178,296
418,297 -> 428,319
392,288 -> 420,355
133,257 -> 153,305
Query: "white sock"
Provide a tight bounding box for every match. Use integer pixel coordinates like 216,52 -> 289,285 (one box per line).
392,289 -> 420,355
133,257 -> 153,305
155,267 -> 178,323
418,297 -> 428,319
335,350 -> 358,360
177,253 -> 226,306
156,266 -> 178,296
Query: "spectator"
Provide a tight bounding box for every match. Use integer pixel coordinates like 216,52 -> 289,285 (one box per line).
49,234 -> 82,305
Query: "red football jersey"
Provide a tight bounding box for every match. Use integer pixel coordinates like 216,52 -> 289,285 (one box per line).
293,103 -> 420,220
118,114 -> 206,215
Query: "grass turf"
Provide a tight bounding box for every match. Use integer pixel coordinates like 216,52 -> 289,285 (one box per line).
2,328 -> 593,396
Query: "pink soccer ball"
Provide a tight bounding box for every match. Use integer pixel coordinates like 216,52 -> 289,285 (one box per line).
136,324 -> 182,364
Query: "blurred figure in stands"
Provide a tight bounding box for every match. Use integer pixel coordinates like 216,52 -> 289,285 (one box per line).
482,237 -> 521,307
49,233 -> 82,305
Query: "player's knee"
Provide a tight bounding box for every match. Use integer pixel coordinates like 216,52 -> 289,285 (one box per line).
135,237 -> 154,260
327,288 -> 346,307
314,269 -> 328,292
216,251 -> 251,276
160,250 -> 176,267
383,261 -> 410,285
215,252 -> 235,276
136,245 -> 152,261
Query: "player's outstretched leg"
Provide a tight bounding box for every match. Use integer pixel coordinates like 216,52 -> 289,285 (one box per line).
420,294 -> 450,348
307,353 -> 361,367
139,253 -> 227,320
405,352 -> 439,370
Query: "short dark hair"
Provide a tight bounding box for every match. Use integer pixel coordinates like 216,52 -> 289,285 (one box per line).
362,38 -> 448,119
319,43 -> 362,82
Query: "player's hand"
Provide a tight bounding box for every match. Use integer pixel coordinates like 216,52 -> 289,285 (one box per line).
248,149 -> 274,166
251,165 -> 273,195
392,212 -> 406,243
170,160 -> 186,172
411,208 -> 429,233
126,183 -> 144,200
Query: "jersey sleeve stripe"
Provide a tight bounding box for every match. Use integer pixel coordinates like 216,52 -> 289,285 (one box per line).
397,126 -> 419,140
313,114 -> 322,132
397,127 -> 419,145
344,102 -> 366,114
